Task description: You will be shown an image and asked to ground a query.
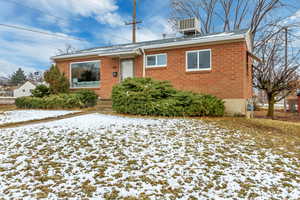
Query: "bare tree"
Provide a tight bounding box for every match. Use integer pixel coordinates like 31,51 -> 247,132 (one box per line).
56,44 -> 77,55
253,27 -> 300,118
171,0 -> 287,43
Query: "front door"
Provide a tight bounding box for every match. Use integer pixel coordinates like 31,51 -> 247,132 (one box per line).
121,60 -> 134,81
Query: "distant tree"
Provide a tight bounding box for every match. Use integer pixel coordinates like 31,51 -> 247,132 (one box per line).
10,68 -> 27,85
44,64 -> 69,94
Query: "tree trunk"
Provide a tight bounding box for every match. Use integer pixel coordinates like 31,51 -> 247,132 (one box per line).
267,94 -> 275,119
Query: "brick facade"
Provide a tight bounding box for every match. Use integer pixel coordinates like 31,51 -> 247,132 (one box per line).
55,41 -> 252,101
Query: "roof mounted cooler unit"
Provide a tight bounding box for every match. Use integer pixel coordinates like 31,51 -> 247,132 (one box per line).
178,18 -> 201,36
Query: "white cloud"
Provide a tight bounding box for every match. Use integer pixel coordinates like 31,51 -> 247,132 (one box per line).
0,24 -> 89,77
96,12 -> 125,26
98,16 -> 176,44
0,59 -> 37,78
24,0 -> 122,27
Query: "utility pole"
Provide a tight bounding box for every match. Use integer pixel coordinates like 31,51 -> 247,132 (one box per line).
125,0 -> 142,43
283,26 -> 288,112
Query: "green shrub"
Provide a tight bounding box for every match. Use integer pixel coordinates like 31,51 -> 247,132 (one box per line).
31,84 -> 50,98
44,64 -> 70,94
75,89 -> 98,107
112,78 -> 225,117
16,90 -> 98,109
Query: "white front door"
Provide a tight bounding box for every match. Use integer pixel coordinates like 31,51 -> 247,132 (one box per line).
121,60 -> 134,81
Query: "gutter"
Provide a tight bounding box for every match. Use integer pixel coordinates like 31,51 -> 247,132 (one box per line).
97,49 -> 141,57
140,48 -> 146,77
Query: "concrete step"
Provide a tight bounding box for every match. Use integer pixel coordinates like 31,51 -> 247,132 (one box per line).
96,100 -> 113,112
98,100 -> 112,105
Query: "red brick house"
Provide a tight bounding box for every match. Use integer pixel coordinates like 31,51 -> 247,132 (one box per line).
52,29 -> 254,115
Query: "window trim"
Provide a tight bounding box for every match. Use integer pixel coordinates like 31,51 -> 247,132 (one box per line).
185,49 -> 212,72
69,60 -> 101,89
146,53 -> 167,68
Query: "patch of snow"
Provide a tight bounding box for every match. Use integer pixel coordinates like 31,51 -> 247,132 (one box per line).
0,110 -> 80,125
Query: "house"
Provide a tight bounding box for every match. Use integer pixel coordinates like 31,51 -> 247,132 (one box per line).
287,88 -> 300,112
13,81 -> 36,98
52,29 -> 255,115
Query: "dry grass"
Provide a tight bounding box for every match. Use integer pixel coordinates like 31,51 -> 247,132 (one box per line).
255,109 -> 300,122
0,105 -> 16,111
204,117 -> 300,159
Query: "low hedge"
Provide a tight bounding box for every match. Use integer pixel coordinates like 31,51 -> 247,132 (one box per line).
112,78 -> 225,117
16,89 -> 98,109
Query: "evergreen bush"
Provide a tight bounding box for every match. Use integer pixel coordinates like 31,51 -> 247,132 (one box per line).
16,90 -> 98,109
112,78 -> 225,117
31,84 -> 50,98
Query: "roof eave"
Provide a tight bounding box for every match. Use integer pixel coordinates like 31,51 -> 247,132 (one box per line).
143,34 -> 245,50
52,33 -> 247,61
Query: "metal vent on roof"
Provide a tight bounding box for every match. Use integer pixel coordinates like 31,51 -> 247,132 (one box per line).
178,18 -> 201,36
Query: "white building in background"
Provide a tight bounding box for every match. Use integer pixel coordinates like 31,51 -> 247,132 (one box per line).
13,81 -> 36,98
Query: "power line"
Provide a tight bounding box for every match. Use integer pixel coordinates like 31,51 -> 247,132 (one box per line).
2,0 -> 69,25
0,23 -> 84,41
0,0 -> 136,44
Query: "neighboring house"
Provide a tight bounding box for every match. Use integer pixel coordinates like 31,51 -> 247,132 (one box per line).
52,29 -> 255,115
13,81 -> 36,98
287,87 -> 300,112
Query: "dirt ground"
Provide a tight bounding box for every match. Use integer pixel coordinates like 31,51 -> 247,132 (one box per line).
254,109 -> 300,123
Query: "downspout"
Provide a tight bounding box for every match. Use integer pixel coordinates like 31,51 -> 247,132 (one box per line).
140,48 -> 146,77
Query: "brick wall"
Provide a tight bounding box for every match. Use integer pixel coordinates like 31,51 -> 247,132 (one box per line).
55,41 -> 252,100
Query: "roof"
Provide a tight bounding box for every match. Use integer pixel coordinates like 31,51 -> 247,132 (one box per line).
52,29 -> 251,60
14,81 -> 36,90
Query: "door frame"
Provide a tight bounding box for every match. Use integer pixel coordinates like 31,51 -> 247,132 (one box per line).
119,59 -> 135,82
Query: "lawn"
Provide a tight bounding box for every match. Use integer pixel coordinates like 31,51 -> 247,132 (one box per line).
0,114 -> 299,199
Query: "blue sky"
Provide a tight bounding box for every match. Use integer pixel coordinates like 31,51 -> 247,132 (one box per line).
0,0 -> 299,78
0,0 -> 172,77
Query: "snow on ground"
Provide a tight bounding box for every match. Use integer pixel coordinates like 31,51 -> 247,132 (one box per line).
0,110 -> 79,125
0,114 -> 299,199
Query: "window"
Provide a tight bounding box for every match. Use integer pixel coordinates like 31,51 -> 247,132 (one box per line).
70,61 -> 100,88
146,54 -> 167,67
186,49 -> 211,71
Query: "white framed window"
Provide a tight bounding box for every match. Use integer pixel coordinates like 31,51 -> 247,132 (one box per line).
146,53 -> 167,68
186,49 -> 211,71
70,60 -> 100,88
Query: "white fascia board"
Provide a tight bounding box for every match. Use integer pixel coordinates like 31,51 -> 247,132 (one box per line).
51,50 -> 139,60
97,50 -> 140,57
51,52 -> 99,60
143,34 -> 246,50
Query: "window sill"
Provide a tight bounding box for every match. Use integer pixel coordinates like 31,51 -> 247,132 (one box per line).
185,69 -> 212,74
70,86 -> 100,89
146,65 -> 167,69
